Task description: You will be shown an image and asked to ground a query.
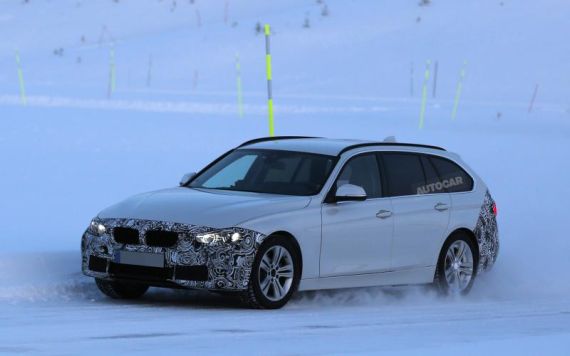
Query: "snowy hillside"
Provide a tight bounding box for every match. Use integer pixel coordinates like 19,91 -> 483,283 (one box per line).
1,0 -> 569,104
1,0 -> 570,354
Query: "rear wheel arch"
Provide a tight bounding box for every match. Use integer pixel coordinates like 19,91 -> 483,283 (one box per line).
450,228 -> 480,261
434,229 -> 479,294
439,228 -> 479,263
439,228 -> 480,265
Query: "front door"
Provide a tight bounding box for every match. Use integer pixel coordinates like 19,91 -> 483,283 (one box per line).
320,153 -> 394,277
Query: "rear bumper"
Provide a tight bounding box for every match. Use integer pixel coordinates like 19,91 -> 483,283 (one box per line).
81,218 -> 267,290
474,191 -> 499,271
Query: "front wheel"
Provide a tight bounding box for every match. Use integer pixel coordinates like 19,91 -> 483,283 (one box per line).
95,278 -> 149,299
242,236 -> 301,309
434,232 -> 478,295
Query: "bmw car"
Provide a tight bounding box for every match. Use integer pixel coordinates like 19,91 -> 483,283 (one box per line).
82,136 -> 499,309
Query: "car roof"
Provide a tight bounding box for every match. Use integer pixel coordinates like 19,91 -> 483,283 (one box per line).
238,137 -> 445,156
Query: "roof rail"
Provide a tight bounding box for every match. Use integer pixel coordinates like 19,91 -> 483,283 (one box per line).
238,136 -> 319,147
338,142 -> 446,155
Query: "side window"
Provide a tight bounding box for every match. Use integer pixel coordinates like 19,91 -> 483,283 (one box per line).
420,155 -> 446,194
336,154 -> 382,198
428,156 -> 474,192
381,153 -> 426,197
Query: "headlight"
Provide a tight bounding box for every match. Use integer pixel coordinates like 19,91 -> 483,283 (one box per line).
195,230 -> 242,244
88,218 -> 107,236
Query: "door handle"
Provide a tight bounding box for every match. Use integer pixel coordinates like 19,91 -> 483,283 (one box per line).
434,202 -> 449,211
376,210 -> 392,219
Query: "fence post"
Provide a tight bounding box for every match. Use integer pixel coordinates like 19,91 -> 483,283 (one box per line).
107,45 -> 116,98
528,84 -> 539,113
235,52 -> 244,118
146,54 -> 152,87
410,62 -> 414,97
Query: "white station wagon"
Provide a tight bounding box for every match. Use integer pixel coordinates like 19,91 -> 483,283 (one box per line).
82,137 -> 499,309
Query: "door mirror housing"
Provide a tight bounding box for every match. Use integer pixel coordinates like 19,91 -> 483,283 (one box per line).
335,184 -> 367,202
179,172 -> 196,186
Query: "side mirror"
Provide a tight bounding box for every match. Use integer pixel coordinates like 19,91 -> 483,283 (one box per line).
179,172 -> 196,186
335,184 -> 367,202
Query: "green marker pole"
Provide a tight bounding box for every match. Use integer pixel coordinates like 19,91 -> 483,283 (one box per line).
432,60 -> 438,98
108,46 -> 116,99
418,60 -> 431,129
235,53 -> 244,118
451,61 -> 467,120
264,24 -> 274,136
15,51 -> 27,105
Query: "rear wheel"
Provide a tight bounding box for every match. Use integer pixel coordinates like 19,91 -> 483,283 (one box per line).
435,232 -> 478,295
242,236 -> 301,309
95,278 -> 149,299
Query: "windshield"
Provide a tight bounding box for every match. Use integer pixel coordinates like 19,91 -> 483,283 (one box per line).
189,149 -> 336,196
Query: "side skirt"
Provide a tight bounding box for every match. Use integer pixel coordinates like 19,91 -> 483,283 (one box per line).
298,266 -> 436,291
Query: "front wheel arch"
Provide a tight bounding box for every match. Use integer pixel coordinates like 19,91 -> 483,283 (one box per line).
264,230 -> 303,279
242,233 -> 302,309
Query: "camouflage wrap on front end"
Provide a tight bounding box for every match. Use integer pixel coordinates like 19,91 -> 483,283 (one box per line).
473,191 -> 499,271
81,218 -> 267,290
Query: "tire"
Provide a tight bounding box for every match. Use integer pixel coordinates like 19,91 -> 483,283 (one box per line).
241,236 -> 301,309
434,232 -> 478,295
95,278 -> 149,299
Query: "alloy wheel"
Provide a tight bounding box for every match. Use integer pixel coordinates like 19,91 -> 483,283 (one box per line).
444,240 -> 474,293
258,245 -> 294,301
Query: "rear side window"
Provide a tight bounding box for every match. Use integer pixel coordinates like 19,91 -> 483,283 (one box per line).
381,153 -> 425,197
336,154 -> 382,198
428,156 -> 474,192
420,155 -> 446,194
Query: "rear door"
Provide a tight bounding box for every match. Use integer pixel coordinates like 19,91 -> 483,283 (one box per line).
320,153 -> 394,277
379,152 -> 451,270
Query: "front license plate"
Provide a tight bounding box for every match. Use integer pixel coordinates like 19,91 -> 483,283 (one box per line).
114,251 -> 165,268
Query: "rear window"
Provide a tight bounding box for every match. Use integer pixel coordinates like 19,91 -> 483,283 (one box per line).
428,156 -> 474,192
381,153 -> 425,197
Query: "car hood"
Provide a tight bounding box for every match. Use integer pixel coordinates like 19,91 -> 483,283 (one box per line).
98,187 -> 311,228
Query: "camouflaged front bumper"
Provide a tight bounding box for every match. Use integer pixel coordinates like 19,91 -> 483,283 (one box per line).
81,218 -> 267,290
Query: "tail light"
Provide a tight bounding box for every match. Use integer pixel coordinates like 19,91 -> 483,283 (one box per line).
492,202 -> 498,216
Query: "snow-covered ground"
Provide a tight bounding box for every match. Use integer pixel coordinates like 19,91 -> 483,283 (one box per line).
2,251 -> 570,354
1,0 -> 570,354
